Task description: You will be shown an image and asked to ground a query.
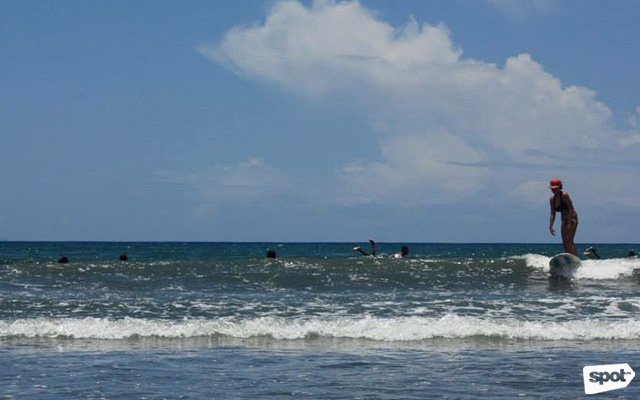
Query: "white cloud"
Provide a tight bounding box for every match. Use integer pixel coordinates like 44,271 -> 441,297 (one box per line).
630,106 -> 640,126
342,129 -> 489,205
200,0 -> 639,208
619,133 -> 640,148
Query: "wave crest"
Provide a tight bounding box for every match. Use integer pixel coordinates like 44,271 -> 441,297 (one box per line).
3,316 -> 640,341
520,253 -> 640,280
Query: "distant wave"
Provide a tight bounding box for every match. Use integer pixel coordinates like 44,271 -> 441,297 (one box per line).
520,253 -> 640,280
3,315 -> 640,341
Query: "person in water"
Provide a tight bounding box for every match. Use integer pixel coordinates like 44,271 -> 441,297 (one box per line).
549,178 -> 578,256
392,246 -> 410,259
353,240 -> 409,258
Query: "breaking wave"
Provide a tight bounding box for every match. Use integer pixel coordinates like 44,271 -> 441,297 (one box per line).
3,315 -> 640,341
521,253 -> 640,280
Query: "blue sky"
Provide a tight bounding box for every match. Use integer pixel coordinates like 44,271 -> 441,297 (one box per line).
1,0 -> 639,242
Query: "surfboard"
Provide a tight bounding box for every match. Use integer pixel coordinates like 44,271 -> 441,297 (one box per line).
549,253 -> 581,277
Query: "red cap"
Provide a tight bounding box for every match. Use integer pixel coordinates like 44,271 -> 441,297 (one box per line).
549,179 -> 562,189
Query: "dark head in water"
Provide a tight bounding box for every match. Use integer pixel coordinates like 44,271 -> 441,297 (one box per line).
119,254 -> 129,261
266,249 -> 277,259
391,246 -> 410,259
58,256 -> 69,264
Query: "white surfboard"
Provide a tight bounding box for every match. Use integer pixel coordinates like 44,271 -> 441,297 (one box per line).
549,253 -> 581,277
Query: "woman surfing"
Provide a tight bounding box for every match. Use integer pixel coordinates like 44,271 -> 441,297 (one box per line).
549,178 -> 579,256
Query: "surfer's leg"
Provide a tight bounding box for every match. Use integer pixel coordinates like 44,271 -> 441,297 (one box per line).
569,219 -> 578,255
562,219 -> 578,256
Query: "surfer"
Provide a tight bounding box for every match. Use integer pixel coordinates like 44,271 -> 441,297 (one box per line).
549,179 -> 578,256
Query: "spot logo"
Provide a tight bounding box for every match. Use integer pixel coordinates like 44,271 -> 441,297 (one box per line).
583,363 -> 635,394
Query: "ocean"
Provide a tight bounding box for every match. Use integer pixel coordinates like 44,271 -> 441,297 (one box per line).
1,241 -> 640,399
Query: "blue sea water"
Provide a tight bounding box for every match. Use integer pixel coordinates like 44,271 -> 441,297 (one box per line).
2,241 -> 640,399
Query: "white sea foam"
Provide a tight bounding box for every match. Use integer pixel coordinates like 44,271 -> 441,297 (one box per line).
2,315 -> 640,341
521,254 -> 640,280
575,258 -> 640,280
520,254 -> 551,272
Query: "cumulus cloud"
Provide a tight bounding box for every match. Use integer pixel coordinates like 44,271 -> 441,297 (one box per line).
199,0 -> 638,208
342,129 -> 489,205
